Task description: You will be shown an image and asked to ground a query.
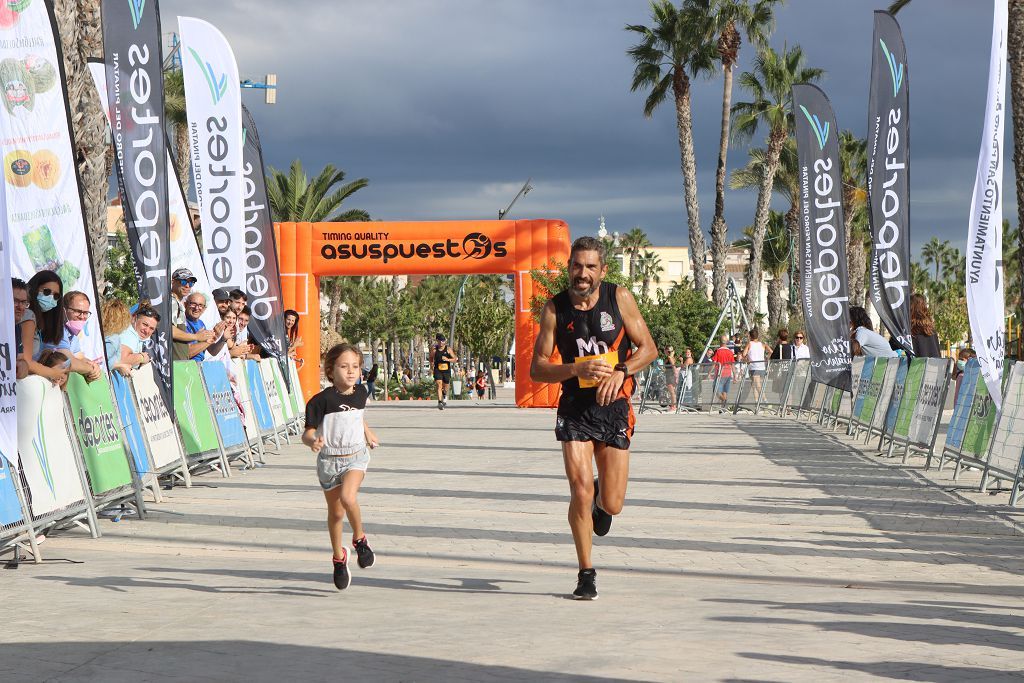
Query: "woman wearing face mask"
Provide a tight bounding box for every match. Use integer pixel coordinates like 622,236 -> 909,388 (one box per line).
19,270 -> 70,386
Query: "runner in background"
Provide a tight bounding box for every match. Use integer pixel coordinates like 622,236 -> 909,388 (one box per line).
530,236 -> 657,600
432,333 -> 458,410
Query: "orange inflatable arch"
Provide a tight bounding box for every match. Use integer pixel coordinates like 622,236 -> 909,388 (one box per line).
275,220 -> 570,408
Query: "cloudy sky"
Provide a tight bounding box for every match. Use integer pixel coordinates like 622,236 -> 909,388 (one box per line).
162,0 -> 1003,259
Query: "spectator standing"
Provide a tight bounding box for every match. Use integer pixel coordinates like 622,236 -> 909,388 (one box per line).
849,306 -> 897,358
171,268 -> 214,360
663,346 -> 678,411
212,288 -> 233,316
184,292 -> 226,361
101,299 -> 134,376
12,278 -> 29,379
118,306 -> 159,370
909,293 -> 941,358
365,362 -> 379,399
711,335 -> 736,408
953,347 -> 978,403
474,370 -> 487,400
793,330 -> 811,359
741,328 -> 770,397
284,309 -> 304,362
229,289 -> 249,342
770,329 -> 794,360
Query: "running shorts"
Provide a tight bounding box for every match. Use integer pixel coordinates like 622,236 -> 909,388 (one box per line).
317,448 -> 370,491
434,370 -> 452,383
555,397 -> 634,450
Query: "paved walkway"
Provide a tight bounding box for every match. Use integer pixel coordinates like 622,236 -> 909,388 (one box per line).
4,394 -> 1024,682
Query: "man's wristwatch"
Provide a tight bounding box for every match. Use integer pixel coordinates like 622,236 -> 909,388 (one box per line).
614,363 -> 630,376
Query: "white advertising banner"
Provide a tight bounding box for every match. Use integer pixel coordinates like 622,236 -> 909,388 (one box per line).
260,358 -> 286,428
908,359 -> 946,445
0,218 -> 17,470
16,375 -> 86,516
131,369 -> 184,470
967,0 -> 1007,408
178,16 -> 246,292
232,358 -> 260,439
0,1 -> 102,361
87,61 -> 219,328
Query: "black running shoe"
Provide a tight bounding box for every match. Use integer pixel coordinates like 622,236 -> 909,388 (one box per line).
438,400 -> 445,410
332,549 -> 351,590
353,536 -> 375,569
592,476 -> 613,537
572,568 -> 598,600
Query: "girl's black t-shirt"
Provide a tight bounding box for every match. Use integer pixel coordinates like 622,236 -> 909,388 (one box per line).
305,384 -> 368,454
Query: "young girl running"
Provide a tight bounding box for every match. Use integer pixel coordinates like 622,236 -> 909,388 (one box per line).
302,343 -> 380,590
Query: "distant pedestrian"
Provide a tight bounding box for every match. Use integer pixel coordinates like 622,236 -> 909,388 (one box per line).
849,306 -> 897,358
365,362 -> 379,399
793,330 -> 810,359
302,343 -> 380,591
474,370 -> 487,400
711,335 -> 736,407
741,328 -> 769,397
770,329 -> 794,360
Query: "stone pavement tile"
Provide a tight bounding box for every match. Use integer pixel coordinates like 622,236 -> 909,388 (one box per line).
5,403 -> 1024,681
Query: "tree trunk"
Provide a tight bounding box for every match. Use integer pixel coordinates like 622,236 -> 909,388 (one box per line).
711,36 -> 738,307
1009,0 -> 1024,324
743,127 -> 786,328
672,70 -> 710,298
174,122 -> 191,197
849,241 -> 868,307
54,0 -> 109,292
767,272 -> 785,333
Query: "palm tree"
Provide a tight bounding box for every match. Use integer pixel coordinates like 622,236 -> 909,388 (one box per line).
267,160 -> 370,223
732,44 -> 824,325
920,237 -> 948,283
163,69 -> 192,197
268,160 -> 370,334
636,249 -> 664,299
730,138 -> 800,314
627,1 -> 717,297
54,0 -> 109,288
687,0 -> 781,307
910,261 -> 932,299
839,131 -> 868,305
618,227 -> 652,282
1005,219 -> 1022,314
734,211 -> 790,331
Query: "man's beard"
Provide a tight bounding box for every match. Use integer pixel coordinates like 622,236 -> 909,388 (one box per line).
571,277 -> 598,298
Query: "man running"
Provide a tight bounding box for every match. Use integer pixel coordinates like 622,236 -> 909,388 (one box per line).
530,236 -> 657,600
432,333 -> 458,410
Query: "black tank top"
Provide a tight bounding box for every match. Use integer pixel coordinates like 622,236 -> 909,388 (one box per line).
552,281 -> 634,400
433,344 -> 452,372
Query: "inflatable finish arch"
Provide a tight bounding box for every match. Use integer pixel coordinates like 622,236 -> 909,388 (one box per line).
275,220 -> 571,408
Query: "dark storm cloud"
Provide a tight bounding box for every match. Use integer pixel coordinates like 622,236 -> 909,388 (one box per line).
162,0 -> 1002,257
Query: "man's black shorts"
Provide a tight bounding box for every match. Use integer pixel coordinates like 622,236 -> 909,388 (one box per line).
555,397 -> 634,450
434,370 -> 452,383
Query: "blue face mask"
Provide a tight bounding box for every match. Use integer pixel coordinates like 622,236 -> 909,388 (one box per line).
957,360 -> 967,371
36,293 -> 58,312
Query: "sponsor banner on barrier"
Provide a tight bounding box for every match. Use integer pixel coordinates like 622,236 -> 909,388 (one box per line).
884,356 -> 910,435
111,372 -> 150,476
288,359 -> 304,418
893,359 -> 924,438
967,0 -> 1008,408
87,61 -> 219,328
245,360 -> 275,432
0,455 -> 21,525
761,359 -> 792,408
260,358 -> 286,426
132,368 -> 183,469
858,358 -> 888,424
101,0 -> 173,412
866,12 -> 912,352
985,362 -> 1024,476
200,361 -> 245,448
241,105 -> 288,385
907,359 -> 947,445
961,373 -> 998,458
267,359 -> 294,421
173,361 -> 220,455
853,357 -> 877,420
232,359 -> 260,439
0,1 -> 103,361
179,16 -> 246,292
793,84 -> 852,392
946,359 -> 982,451
16,376 -> 86,516
870,358 -> 900,431
65,374 -> 133,494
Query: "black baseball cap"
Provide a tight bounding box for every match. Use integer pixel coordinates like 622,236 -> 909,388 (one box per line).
435,333 -> 446,341
212,287 -> 233,302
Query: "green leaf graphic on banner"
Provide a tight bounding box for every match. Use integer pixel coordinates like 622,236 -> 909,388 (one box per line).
65,373 -> 132,494
173,361 -> 220,455
893,360 -> 925,438
962,374 -> 997,457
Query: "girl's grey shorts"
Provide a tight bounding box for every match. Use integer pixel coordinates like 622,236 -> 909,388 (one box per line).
317,448 -> 370,491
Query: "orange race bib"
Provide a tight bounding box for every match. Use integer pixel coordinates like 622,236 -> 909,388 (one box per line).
437,363 -> 449,371
574,350 -> 618,388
